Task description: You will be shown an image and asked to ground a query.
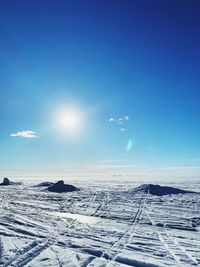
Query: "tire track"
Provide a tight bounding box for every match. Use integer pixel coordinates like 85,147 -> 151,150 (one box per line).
92,191 -> 111,217
2,240 -> 40,267
1,208 -> 81,267
9,240 -> 50,267
0,237 -> 4,265
3,191 -> 102,267
79,191 -> 115,267
145,207 -> 199,266
104,195 -> 146,267
83,194 -> 146,267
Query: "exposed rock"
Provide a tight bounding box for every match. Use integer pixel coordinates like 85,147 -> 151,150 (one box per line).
0,177 -> 22,186
47,180 -> 80,193
0,177 -> 13,186
2,177 -> 10,185
131,184 -> 195,196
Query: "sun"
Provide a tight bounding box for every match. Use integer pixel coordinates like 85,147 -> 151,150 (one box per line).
58,110 -> 80,129
56,106 -> 83,134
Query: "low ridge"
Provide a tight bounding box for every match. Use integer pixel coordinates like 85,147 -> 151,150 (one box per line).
47,180 -> 80,193
131,184 -> 195,196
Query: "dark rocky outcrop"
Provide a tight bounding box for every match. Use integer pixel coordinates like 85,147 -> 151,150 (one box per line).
47,180 -> 80,193
131,184 -> 195,196
1,177 -> 10,185
0,177 -> 22,186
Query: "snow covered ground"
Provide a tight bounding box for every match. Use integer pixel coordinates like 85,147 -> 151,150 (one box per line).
0,178 -> 199,267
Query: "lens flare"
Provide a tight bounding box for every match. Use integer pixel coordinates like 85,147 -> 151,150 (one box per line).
126,138 -> 135,151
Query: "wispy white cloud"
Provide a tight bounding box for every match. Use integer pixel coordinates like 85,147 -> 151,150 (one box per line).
108,115 -> 132,132
10,130 -> 39,138
108,115 -> 131,124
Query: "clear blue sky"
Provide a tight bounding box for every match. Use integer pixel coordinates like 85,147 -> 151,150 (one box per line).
0,0 -> 200,178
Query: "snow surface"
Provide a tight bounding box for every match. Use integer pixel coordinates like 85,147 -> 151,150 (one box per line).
0,178 -> 200,266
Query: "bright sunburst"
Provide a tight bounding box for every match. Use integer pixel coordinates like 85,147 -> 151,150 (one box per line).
56,106 -> 83,134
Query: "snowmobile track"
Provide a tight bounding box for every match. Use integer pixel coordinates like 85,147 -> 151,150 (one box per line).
3,239 -> 50,267
145,208 -> 199,266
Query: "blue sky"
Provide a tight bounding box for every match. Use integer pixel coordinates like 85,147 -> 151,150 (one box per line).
0,0 -> 200,178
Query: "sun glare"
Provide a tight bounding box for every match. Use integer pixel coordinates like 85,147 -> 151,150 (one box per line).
56,106 -> 83,134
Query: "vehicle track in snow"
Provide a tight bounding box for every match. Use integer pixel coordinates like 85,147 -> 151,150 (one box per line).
104,193 -> 199,267
104,195 -> 146,267
0,204 -> 82,266
92,191 -> 112,217
0,190 -> 105,267
0,237 -> 4,265
2,239 -> 42,267
2,215 -> 82,267
1,184 -> 199,267
145,205 -> 199,266
82,194 -> 146,267
79,191 -> 119,267
0,192 -> 10,214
